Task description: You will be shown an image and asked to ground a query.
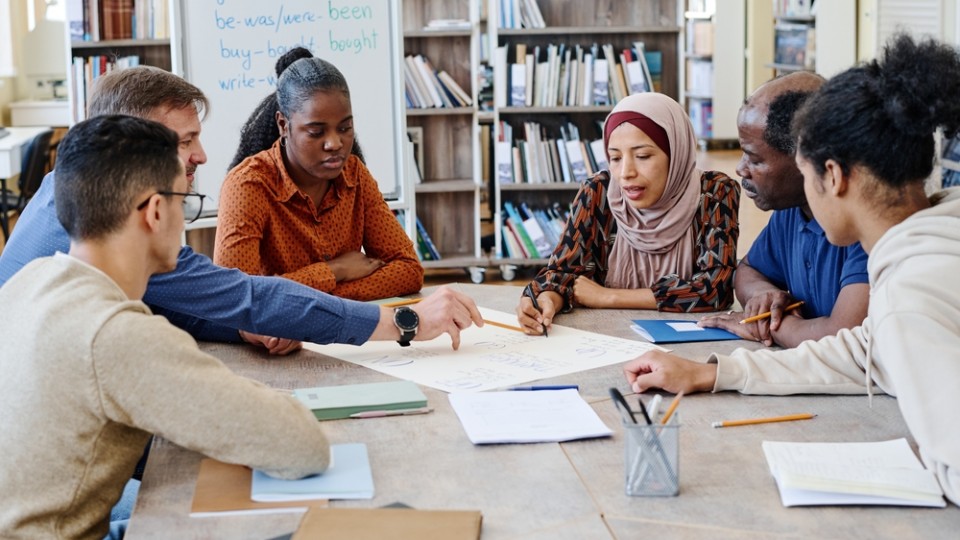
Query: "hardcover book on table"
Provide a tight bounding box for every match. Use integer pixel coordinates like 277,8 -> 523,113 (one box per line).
294,380 -> 427,421
630,319 -> 739,344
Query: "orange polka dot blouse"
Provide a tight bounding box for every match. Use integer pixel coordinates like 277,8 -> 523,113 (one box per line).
214,140 -> 424,301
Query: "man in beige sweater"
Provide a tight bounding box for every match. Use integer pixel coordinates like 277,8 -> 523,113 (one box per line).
0,115 -> 331,539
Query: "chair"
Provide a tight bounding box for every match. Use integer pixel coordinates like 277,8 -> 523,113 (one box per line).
1,129 -> 54,241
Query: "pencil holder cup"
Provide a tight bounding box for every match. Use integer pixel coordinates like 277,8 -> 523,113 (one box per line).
624,418 -> 679,497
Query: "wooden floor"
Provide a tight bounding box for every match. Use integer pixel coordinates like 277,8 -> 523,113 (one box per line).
0,150 -> 765,288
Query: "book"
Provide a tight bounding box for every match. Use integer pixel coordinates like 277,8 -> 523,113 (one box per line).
762,439 -> 946,507
293,380 -> 428,421
252,443 -> 375,501
449,389 -> 612,444
190,459 -> 328,517
292,507 -> 482,540
630,319 -> 739,344
415,217 -> 442,261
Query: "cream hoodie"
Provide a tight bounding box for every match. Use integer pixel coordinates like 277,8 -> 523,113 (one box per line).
710,188 -> 960,505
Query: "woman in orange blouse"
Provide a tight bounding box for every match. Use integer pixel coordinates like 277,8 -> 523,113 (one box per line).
516,92 -> 740,335
215,50 -> 423,301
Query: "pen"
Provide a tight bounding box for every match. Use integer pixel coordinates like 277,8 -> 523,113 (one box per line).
508,385 -> 579,391
381,297 -> 424,308
349,407 -> 434,419
659,392 -> 684,425
711,413 -> 816,428
739,301 -> 804,324
523,284 -> 548,337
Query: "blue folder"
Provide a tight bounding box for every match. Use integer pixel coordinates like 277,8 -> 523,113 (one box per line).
630,319 -> 740,344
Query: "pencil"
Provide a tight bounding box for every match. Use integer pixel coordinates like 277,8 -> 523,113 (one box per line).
483,319 -> 525,333
739,301 -> 804,324
711,413 -> 816,428
523,284 -> 548,337
659,391 -> 684,425
381,297 -> 424,308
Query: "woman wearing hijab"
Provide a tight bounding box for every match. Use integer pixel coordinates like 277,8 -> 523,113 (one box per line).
516,92 -> 740,335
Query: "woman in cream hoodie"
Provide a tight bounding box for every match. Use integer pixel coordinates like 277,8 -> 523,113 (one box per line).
622,33 -> 960,504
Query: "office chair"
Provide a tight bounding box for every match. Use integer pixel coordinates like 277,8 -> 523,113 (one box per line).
1,129 -> 54,241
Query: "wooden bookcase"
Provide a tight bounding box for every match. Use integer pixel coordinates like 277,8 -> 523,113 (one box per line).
682,0 -> 744,146
489,0 -> 683,279
402,0 -> 487,281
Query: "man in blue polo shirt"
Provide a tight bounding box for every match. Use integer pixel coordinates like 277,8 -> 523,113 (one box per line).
0,67 -> 482,352
700,72 -> 869,348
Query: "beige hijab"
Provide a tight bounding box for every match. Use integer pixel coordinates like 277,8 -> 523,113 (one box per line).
604,93 -> 701,290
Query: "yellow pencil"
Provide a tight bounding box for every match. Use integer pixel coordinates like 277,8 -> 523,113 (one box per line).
659,392 -> 684,425
380,297 -> 424,308
711,413 -> 816,428
482,319 -> 525,333
739,301 -> 804,324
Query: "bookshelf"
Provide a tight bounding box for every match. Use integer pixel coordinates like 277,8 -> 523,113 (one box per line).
682,0 -> 744,146
489,0 -> 683,277
401,0 -> 487,282
768,0 -> 856,78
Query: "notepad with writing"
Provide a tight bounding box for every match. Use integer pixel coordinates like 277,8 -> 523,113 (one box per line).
292,508 -> 482,540
252,443 -> 375,502
293,380 -> 427,420
631,319 -> 739,343
762,438 -> 946,507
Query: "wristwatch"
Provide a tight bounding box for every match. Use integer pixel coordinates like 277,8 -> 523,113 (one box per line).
393,306 -> 419,347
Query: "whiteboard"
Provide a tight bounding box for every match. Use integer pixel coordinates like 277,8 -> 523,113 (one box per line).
172,0 -> 405,206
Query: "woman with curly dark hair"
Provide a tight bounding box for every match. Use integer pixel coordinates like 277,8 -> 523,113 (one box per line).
215,48 -> 423,301
624,33 -> 960,505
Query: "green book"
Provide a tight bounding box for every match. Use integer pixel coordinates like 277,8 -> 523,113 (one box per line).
294,381 -> 428,421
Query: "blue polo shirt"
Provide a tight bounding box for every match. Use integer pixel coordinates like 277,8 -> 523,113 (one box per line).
744,207 -> 868,318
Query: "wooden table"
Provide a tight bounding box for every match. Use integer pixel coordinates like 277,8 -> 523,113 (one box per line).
126,284 -> 960,539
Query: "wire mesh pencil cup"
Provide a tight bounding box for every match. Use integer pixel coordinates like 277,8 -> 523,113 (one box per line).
624,418 -> 680,496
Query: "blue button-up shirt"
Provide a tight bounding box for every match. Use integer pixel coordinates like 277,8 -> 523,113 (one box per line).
0,172 -> 379,345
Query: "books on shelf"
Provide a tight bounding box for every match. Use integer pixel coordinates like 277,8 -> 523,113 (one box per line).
251,443 -> 375,501
71,54 -> 141,122
494,120 -> 607,185
774,23 -> 816,69
415,217 -> 442,261
498,0 -> 546,29
293,380 -> 428,421
68,0 -> 169,41
689,99 -> 713,139
404,54 -> 473,109
500,202 -> 569,259
493,41 -> 656,110
762,439 -> 946,508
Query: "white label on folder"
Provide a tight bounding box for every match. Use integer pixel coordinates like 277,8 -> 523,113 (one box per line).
666,322 -> 704,332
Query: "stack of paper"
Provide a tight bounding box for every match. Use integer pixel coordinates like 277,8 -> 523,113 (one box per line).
252,443 -> 375,501
449,389 -> 611,444
294,380 -> 427,421
762,438 -> 946,507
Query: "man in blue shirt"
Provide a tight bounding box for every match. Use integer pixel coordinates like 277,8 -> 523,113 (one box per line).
700,72 -> 869,348
0,66 -> 482,351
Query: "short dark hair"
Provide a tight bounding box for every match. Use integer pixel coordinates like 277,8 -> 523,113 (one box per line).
55,115 -> 181,240
763,90 -> 814,155
88,66 -> 208,120
794,33 -> 960,189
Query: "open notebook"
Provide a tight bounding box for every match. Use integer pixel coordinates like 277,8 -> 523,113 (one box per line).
762,438 -> 945,507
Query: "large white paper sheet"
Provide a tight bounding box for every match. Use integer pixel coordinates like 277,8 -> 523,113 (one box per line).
305,307 -> 664,392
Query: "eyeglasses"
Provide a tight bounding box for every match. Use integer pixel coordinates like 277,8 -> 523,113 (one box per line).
136,191 -> 208,224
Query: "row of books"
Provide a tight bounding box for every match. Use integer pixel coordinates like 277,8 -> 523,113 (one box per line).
686,59 -> 713,97
403,55 -> 473,109
394,211 -> 442,262
495,121 -> 608,185
493,42 -> 661,109
497,0 -> 546,29
689,99 -> 713,139
774,23 -> 816,69
501,201 -> 570,260
70,55 -> 141,122
773,0 -> 816,18
67,0 -> 169,42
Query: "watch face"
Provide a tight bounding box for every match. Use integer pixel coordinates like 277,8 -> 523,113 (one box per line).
395,307 -> 419,330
